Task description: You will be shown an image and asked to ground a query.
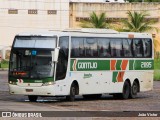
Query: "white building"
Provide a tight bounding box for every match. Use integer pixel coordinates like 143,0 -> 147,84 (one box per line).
0,0 -> 69,59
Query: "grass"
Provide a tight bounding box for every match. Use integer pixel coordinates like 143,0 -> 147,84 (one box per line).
154,59 -> 160,81
0,60 -> 9,68
154,58 -> 160,70
154,70 -> 160,81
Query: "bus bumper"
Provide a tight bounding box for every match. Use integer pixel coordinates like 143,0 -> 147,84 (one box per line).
9,84 -> 55,96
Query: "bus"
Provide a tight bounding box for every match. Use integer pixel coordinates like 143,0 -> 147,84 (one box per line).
8,29 -> 154,102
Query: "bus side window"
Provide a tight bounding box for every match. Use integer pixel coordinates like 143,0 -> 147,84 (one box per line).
110,39 -> 122,57
56,36 -> 69,80
71,37 -> 84,58
98,38 -> 111,58
85,38 -> 98,57
10,52 -> 17,71
143,39 -> 152,58
132,39 -> 144,57
122,39 -> 132,57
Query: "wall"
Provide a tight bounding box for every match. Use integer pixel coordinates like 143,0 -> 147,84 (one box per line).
0,0 -> 69,59
70,0 -> 125,2
69,2 -> 160,31
70,0 -> 105,2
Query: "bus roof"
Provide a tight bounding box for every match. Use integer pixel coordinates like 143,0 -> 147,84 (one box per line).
62,28 -> 118,34
16,29 -> 152,39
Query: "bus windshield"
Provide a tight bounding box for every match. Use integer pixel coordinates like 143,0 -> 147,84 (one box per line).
9,36 -> 56,79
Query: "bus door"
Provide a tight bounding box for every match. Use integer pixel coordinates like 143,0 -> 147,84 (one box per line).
56,37 -> 69,81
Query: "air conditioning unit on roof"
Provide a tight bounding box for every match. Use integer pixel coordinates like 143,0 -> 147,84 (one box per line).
63,28 -> 118,34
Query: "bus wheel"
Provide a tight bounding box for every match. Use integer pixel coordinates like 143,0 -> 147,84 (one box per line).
120,81 -> 130,99
129,81 -> 138,99
28,95 -> 38,102
66,83 -> 76,101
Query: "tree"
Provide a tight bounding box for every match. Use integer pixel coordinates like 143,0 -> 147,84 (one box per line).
120,11 -> 158,32
154,38 -> 160,59
80,12 -> 109,28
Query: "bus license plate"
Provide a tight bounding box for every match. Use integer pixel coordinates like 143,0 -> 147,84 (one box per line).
26,89 -> 33,92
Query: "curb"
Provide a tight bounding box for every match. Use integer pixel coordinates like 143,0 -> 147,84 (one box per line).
0,68 -> 8,71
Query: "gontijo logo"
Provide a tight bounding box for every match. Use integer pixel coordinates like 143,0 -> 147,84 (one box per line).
78,62 -> 97,69
72,60 -> 98,71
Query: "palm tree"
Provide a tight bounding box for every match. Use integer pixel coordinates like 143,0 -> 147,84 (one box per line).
121,11 -> 158,32
154,38 -> 160,59
80,12 -> 109,28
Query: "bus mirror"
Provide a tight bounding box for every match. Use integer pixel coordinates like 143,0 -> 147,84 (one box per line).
52,47 -> 60,62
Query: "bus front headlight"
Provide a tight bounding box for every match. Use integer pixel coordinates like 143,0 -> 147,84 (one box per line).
9,81 -> 17,85
42,82 -> 54,86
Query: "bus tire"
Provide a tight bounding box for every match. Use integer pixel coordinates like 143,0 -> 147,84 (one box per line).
120,81 -> 130,99
66,83 -> 76,101
28,95 -> 38,102
129,81 -> 138,99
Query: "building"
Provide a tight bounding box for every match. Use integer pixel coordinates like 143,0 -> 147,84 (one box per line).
70,0 -> 125,2
70,0 -> 105,2
0,1 -> 160,59
69,2 -> 159,29
0,0 -> 69,59
69,2 -> 160,52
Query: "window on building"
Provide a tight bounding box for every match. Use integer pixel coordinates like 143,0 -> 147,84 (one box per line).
28,9 -> 38,14
8,9 -> 18,14
47,10 -> 57,15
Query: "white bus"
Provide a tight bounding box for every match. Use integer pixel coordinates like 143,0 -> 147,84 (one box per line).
8,29 -> 154,102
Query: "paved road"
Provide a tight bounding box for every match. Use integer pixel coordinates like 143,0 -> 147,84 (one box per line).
0,71 -> 160,119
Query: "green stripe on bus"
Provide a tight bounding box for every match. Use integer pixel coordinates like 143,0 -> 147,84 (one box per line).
133,60 -> 154,70
116,60 -> 122,70
9,77 -> 54,83
129,60 -> 134,70
70,59 -> 74,71
112,72 -> 118,82
70,59 -> 110,71
70,59 -> 153,71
